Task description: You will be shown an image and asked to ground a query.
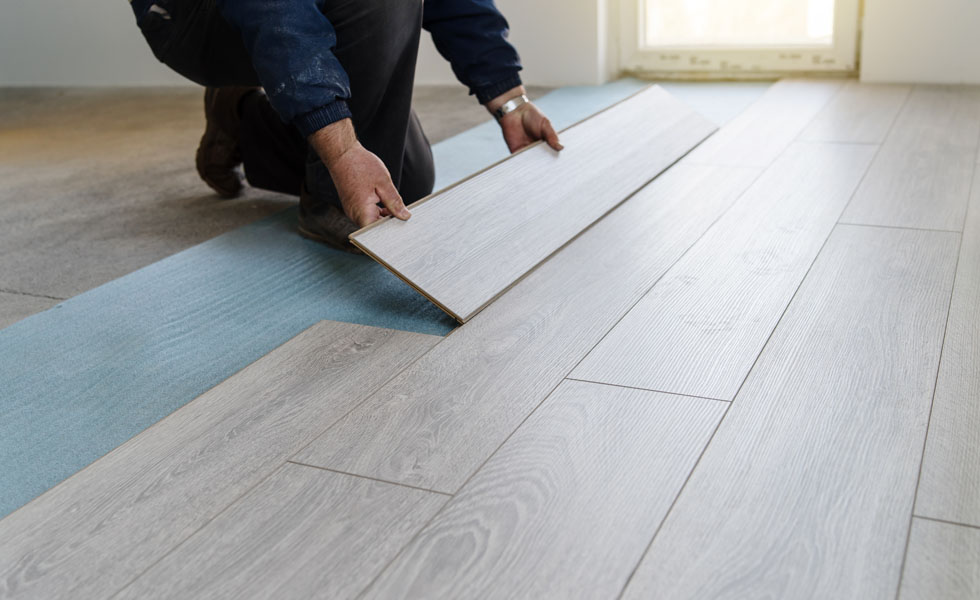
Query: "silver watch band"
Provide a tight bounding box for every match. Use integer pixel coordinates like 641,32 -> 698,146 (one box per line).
493,94 -> 529,120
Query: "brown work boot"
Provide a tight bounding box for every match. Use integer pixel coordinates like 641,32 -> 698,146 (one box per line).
195,86 -> 256,198
297,183 -> 363,254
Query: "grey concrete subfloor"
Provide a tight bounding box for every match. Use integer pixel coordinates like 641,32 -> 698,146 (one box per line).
0,84 -> 549,327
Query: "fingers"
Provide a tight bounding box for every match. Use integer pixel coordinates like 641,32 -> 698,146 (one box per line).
349,196 -> 382,228
540,118 -> 563,151
376,180 -> 411,221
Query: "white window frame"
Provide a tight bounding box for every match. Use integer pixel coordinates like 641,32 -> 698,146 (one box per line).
619,0 -> 860,77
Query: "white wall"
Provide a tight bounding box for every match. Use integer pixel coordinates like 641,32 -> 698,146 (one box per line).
0,0 -> 188,86
861,0 -> 980,84
416,0 -> 612,87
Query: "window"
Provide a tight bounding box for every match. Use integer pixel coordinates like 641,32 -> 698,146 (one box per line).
620,0 -> 859,75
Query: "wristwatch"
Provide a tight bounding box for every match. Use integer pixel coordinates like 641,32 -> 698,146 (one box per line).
493,94 -> 529,120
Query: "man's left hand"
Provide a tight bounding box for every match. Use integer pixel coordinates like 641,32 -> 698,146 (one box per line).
487,86 -> 563,154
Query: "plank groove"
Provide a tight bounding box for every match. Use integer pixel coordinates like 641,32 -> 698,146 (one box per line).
899,518 -> 980,600
841,85 -> 980,230
362,381 -> 726,600
294,164 -> 761,493
915,182 -> 980,526
116,464 -> 447,600
350,85 -> 717,323
621,225 -> 960,600
572,142 -> 877,400
681,79 -> 842,167
0,321 -> 440,600
798,81 -> 911,144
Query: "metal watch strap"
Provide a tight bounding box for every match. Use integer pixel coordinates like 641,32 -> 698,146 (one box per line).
493,94 -> 529,120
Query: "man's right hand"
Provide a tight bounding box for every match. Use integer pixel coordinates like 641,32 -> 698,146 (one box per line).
308,118 -> 411,228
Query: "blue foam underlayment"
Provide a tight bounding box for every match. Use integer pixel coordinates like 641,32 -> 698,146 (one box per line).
0,78 -> 668,518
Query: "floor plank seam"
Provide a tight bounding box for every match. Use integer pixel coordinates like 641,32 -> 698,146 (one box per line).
107,458 -> 288,600
614,212 -> 847,599
284,461 -> 454,497
563,377 -> 729,404
894,144 -> 975,600
836,221 -> 963,234
0,287 -> 65,301
912,514 -> 980,531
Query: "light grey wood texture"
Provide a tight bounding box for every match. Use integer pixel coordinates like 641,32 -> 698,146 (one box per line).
621,225 -> 960,600
350,86 -> 717,323
116,463 -> 447,600
798,81 -> 911,143
572,142 -> 877,400
899,518 -> 980,600
841,85 -> 980,231
0,321 -> 439,600
363,380 -> 725,599
294,164 -> 760,493
682,79 -> 842,167
915,184 -> 980,526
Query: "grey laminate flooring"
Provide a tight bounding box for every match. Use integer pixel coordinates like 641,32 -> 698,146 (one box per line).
351,86 -> 717,323
3,80 -> 978,599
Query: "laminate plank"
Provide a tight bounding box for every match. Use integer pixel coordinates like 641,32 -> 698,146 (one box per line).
840,85 -> 980,231
621,225 -> 960,600
294,164 -> 761,493
899,518 -> 980,600
116,463 -> 447,600
362,380 -> 725,599
350,85 -> 717,323
572,142 -> 877,400
915,183 -> 980,526
798,81 -> 911,144
681,79 -> 842,167
0,321 -> 440,600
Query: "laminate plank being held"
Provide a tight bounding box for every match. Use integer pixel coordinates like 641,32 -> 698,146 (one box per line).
350,85 -> 717,323
362,381 -> 725,599
621,225 -> 960,600
294,164 -> 760,493
0,322 -> 440,600
572,141 -> 876,400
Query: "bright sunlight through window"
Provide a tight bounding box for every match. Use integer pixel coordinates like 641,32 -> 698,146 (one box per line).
644,0 -> 836,48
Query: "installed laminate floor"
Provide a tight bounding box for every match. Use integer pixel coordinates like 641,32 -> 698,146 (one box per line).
3,80 -> 978,599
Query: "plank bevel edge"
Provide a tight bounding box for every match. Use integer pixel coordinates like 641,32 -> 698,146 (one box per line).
572,141 -> 877,400
620,225 -> 960,600
293,163 -> 762,493
898,517 -> 980,600
914,177 -> 980,526
115,463 -> 447,600
680,78 -> 843,168
360,380 -> 726,599
797,81 -> 911,144
350,85 -> 718,323
840,85 -> 980,231
0,321 -> 441,600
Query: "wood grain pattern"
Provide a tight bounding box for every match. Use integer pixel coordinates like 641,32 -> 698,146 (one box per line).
841,85 -> 980,231
350,86 -> 717,323
116,463 -> 447,600
362,381 -> 725,599
572,142 -> 877,400
682,79 -> 842,168
0,322 -> 439,600
915,184 -> 980,526
294,164 -> 760,493
899,518 -> 980,600
621,225 -> 960,600
798,81 -> 911,144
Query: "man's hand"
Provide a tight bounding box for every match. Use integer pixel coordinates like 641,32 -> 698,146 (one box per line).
308,118 -> 410,228
487,86 -> 563,154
